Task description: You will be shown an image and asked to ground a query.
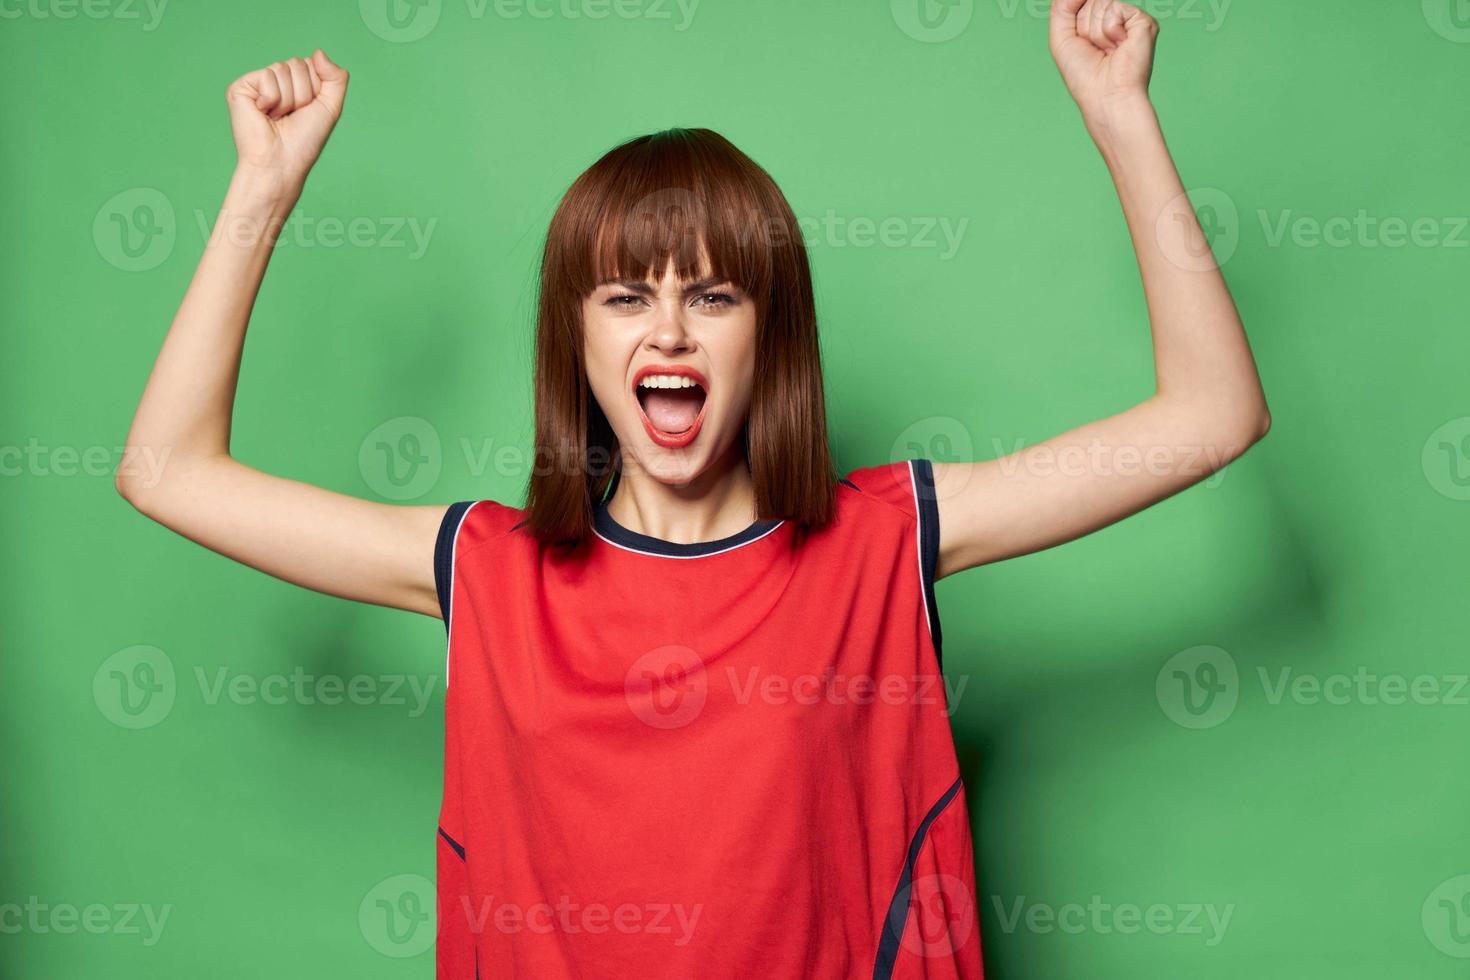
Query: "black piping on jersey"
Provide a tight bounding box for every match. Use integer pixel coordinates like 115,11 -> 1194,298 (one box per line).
434,501 -> 476,630
907,459 -> 944,667
438,826 -> 466,861
870,775 -> 965,979
592,500 -> 784,558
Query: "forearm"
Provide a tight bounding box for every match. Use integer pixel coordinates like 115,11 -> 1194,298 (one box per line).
122,167 -> 299,483
1094,98 -> 1269,437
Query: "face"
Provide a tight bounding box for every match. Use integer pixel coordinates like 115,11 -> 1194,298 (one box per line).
582,260 -> 757,487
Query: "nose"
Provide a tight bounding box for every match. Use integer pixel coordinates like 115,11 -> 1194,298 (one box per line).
644,300 -> 695,355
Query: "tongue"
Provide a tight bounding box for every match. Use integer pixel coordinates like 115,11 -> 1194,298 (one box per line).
641,387 -> 704,434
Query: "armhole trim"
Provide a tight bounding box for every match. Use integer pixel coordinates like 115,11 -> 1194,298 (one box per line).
907,459 -> 944,669
434,502 -> 477,687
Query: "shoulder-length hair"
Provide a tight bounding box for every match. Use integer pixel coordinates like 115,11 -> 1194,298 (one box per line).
525,127 -> 835,544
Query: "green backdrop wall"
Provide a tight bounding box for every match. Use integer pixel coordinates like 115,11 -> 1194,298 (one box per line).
3,0 -> 1466,976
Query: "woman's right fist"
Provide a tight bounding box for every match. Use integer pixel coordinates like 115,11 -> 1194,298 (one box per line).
225,50 -> 348,191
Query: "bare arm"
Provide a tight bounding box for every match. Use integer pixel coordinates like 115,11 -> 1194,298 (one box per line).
116,51 -> 447,618
936,0 -> 1271,578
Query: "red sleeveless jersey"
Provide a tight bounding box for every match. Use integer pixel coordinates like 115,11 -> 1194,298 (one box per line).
432,459 -> 983,978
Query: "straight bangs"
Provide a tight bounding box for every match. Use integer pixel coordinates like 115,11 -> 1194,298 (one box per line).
556,133 -> 781,312
528,128 -> 835,544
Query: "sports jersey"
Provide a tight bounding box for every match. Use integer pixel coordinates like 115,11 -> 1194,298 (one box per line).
433,458 -> 983,978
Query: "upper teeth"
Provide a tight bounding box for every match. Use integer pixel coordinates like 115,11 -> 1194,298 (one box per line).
639,375 -> 699,389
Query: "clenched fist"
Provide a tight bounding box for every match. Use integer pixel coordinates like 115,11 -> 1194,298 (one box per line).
225,50 -> 349,193
1049,0 -> 1158,127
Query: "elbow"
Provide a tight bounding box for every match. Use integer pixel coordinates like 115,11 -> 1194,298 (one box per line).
1214,404 -> 1271,466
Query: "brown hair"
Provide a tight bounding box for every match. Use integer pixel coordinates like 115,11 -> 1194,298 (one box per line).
525,127 -> 835,543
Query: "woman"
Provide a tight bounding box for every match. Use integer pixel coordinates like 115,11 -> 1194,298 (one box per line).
117,1 -> 1270,976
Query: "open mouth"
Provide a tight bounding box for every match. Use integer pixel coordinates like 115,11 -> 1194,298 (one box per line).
633,366 -> 709,449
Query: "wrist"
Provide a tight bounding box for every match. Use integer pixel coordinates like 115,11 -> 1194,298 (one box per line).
1083,93 -> 1161,161
215,167 -> 301,250
228,164 -> 304,212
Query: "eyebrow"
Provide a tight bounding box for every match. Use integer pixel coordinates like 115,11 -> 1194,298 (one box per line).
600,276 -> 737,298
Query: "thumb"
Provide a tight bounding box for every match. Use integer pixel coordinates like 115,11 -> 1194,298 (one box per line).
311,49 -> 349,117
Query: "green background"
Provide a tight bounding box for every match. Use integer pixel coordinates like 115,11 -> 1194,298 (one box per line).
3,0 -> 1467,976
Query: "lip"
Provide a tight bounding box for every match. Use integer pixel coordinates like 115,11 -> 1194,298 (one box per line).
632,364 -> 710,450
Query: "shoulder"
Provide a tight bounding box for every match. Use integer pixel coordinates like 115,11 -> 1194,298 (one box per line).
838,459 -> 940,526
437,499 -> 528,557
433,499 -> 529,621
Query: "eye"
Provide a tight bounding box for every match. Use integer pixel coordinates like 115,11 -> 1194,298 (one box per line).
603,293 -> 644,308
691,292 -> 737,308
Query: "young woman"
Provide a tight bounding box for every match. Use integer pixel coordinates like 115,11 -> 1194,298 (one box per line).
117,1 -> 1269,976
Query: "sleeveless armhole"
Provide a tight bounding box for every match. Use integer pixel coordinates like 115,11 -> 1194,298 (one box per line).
434,501 -> 476,631
908,458 -> 944,667
843,459 -> 945,670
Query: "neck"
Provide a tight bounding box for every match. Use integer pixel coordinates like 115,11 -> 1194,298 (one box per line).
606,445 -> 757,544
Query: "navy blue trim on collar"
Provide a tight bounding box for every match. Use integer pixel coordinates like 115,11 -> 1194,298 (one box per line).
592,501 -> 782,558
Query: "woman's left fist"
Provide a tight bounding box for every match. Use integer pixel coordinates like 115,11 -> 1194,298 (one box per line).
1049,0 -> 1159,124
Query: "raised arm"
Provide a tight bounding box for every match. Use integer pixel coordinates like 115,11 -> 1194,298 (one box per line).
934,0 -> 1271,579
115,51 -> 447,617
